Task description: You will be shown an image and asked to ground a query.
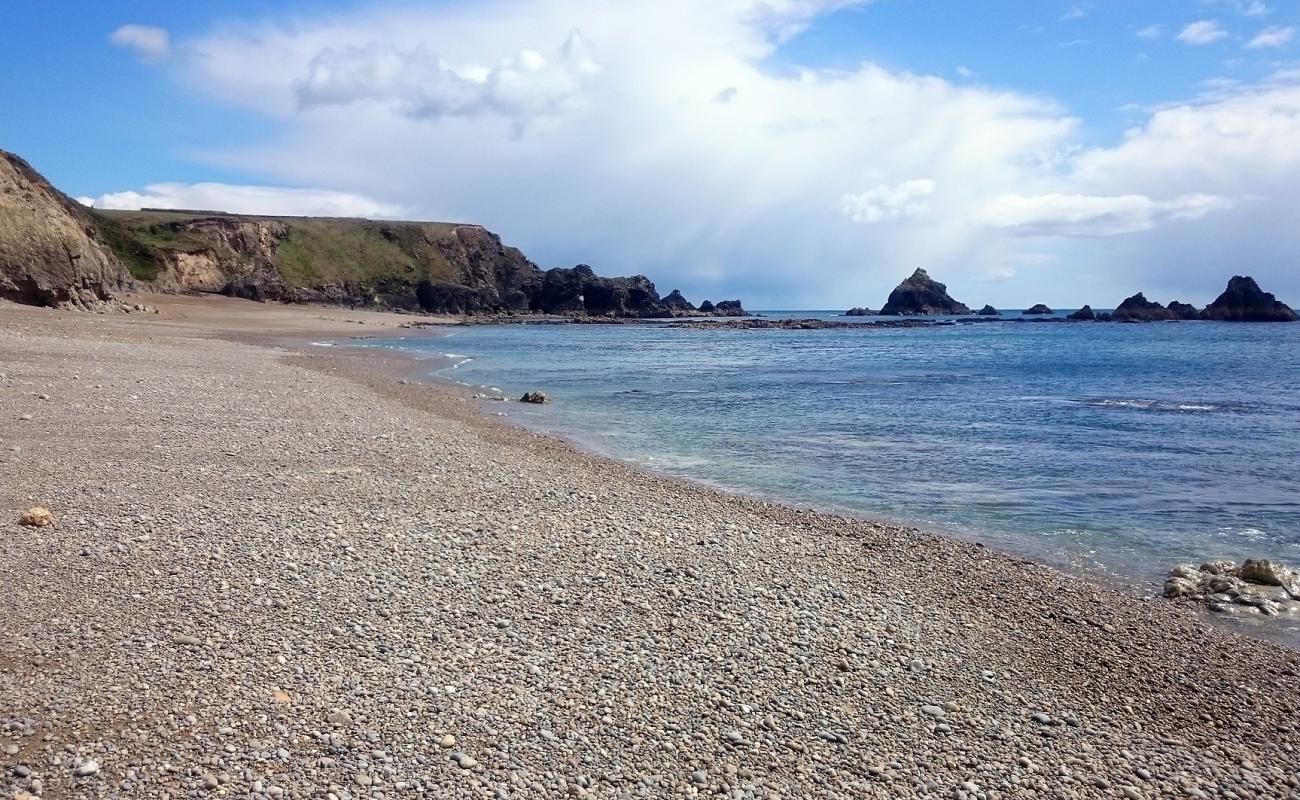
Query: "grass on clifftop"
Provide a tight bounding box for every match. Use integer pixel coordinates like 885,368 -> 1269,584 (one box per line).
91,209 -> 466,289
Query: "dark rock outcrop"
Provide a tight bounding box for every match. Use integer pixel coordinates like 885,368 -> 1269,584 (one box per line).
520,391 -> 548,404
1166,301 -> 1201,320
879,268 -> 970,316
1023,304 -> 1053,315
662,289 -> 696,312
1202,276 -> 1298,322
711,299 -> 747,316
844,307 -> 874,317
0,150 -> 133,308
1067,305 -> 1097,321
1111,293 -> 1176,322
976,305 -> 1000,316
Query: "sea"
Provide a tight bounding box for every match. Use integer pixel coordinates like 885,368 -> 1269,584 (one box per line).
360,310 -> 1300,645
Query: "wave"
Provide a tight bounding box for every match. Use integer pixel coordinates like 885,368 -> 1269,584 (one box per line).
1073,397 -> 1228,414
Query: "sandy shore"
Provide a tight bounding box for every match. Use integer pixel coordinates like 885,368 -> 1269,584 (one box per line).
2,296 -> 1299,800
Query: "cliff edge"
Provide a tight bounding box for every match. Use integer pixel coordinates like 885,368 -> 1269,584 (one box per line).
0,151 -> 132,308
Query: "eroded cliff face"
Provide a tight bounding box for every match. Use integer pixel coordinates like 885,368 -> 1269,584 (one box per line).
0,151 -> 132,308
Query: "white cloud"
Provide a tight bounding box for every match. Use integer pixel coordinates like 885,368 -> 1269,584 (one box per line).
295,29 -> 602,131
77,183 -> 403,218
954,65 -> 975,79
979,193 -> 1235,237
1247,25 -> 1295,48
1243,1 -> 1269,17
109,24 -> 171,62
1177,20 -> 1228,45
840,179 -> 936,223
1061,6 -> 1089,22
1136,24 -> 1163,40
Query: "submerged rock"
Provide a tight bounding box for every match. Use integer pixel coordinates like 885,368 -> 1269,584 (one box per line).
1067,305 -> 1097,321
1202,276 -> 1298,322
1023,304 -> 1054,315
976,304 -> 1001,316
879,268 -> 971,316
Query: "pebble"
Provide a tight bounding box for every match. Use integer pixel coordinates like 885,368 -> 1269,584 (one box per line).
73,760 -> 100,777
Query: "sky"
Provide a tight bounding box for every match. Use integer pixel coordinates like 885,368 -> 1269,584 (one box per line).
3,0 -> 1300,309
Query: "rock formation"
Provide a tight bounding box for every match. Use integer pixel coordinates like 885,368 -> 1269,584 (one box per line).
662,289 -> 696,313
1022,304 -> 1053,315
1166,301 -> 1201,320
1163,558 -> 1300,617
1066,305 -> 1096,321
1202,276 -> 1298,322
1111,293 -> 1176,322
878,269 -> 970,316
976,305 -> 1000,316
844,307 -> 874,316
0,150 -> 132,308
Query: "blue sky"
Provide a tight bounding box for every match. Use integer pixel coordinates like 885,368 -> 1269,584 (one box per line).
3,1 -> 1300,307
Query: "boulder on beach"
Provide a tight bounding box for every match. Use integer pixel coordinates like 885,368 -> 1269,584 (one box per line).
1111,293 -> 1175,322
1202,276 -> 1298,322
976,305 -> 1000,316
1022,304 -> 1054,315
1162,557 -> 1300,610
843,307 -> 874,316
878,268 -> 971,316
519,391 -> 548,404
18,506 -> 55,527
1067,305 -> 1096,321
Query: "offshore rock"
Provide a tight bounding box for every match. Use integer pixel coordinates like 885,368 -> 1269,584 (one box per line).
844,307 -> 874,316
1023,304 -> 1054,315
1111,293 -> 1175,322
1166,300 -> 1202,320
662,289 -> 696,312
0,150 -> 132,308
976,305 -> 1000,316
1067,305 -> 1097,321
879,268 -> 970,316
1202,276 -> 1298,322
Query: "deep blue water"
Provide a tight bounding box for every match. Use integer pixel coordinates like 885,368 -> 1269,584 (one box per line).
362,313 -> 1300,633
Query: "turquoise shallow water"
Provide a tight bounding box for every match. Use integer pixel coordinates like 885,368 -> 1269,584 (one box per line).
363,313 -> 1300,638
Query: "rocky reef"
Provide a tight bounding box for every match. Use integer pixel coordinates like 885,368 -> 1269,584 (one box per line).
1111,292 -> 1175,322
878,268 -> 970,316
0,150 -> 133,308
843,307 -> 874,317
1164,558 -> 1300,618
1202,275 -> 1299,322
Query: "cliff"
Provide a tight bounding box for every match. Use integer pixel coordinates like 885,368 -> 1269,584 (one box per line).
92,209 -> 739,318
1,150 -> 743,317
0,151 -> 133,308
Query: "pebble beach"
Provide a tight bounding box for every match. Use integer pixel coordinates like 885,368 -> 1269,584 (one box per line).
2,296 -> 1299,800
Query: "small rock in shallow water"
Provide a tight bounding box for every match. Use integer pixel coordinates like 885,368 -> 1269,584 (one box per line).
519,391 -> 548,404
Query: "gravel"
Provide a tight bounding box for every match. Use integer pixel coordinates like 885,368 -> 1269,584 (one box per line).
2,297 -> 1299,799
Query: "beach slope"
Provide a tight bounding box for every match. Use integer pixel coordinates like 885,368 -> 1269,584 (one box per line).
1,296 -> 1297,799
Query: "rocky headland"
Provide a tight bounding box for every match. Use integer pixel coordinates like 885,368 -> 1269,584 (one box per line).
0,150 -> 744,320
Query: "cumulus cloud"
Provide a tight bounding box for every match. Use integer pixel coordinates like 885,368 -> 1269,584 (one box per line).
77,183 -> 403,218
1248,25 -> 1295,48
295,29 -> 601,130
109,24 -> 171,62
840,179 -> 936,223
1177,20 -> 1228,45
979,193 -> 1235,237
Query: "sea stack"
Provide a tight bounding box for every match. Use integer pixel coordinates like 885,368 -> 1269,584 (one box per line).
1202,276 -> 1298,322
1111,293 -> 1175,322
1023,304 -> 1053,315
1067,305 -> 1097,321
976,305 -> 1000,316
878,268 -> 970,316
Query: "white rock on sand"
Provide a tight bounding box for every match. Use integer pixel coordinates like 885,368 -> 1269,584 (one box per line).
1,296 -> 1299,798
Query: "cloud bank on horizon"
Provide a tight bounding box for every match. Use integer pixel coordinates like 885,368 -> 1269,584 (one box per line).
87,0 -> 1300,307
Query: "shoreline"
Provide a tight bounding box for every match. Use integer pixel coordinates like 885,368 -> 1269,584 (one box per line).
3,295 -> 1300,798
